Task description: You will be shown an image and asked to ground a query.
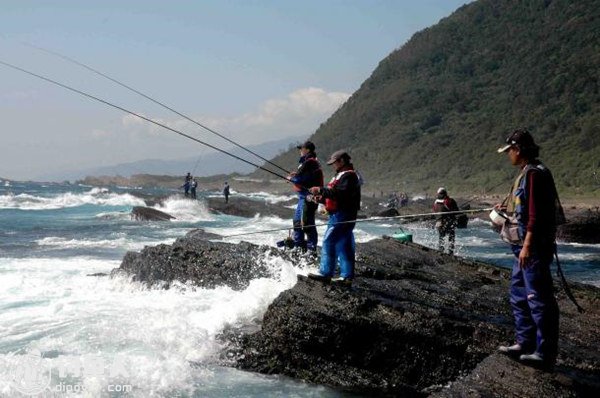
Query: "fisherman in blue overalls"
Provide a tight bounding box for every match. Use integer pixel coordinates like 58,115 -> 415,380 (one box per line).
287,141 -> 323,254
307,150 -> 361,286
496,129 -> 564,371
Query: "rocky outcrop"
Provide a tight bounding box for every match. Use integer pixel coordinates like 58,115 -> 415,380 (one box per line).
234,239 -> 600,396
131,206 -> 175,221
372,207 -> 400,217
432,353 -> 600,397
206,197 -> 295,219
558,208 -> 600,244
111,229 -> 279,290
112,231 -> 600,396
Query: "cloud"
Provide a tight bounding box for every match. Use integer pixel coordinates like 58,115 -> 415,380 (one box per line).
117,87 -> 350,146
121,113 -> 167,136
233,87 -> 350,138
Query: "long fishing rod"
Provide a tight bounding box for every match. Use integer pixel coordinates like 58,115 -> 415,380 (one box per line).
223,207 -> 493,238
0,59 -> 292,183
22,42 -> 291,175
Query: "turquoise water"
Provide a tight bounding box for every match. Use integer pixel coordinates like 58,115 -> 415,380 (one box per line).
0,181 -> 598,397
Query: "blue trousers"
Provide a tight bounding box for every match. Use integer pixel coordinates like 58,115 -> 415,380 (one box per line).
319,212 -> 355,279
293,196 -> 317,251
509,246 -> 559,360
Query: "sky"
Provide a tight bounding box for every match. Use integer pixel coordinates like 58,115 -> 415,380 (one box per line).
0,0 -> 469,180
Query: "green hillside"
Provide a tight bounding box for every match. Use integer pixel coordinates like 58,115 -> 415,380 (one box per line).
260,0 -> 600,197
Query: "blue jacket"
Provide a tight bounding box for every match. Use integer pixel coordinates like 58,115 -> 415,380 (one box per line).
290,152 -> 323,197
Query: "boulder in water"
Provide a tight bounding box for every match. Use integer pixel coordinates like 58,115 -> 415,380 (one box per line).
131,206 -> 175,221
233,238 -> 600,396
373,208 -> 399,217
111,229 -> 279,290
557,208 -> 600,243
110,232 -> 600,395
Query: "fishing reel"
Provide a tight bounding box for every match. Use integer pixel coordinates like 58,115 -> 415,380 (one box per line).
489,208 -> 510,233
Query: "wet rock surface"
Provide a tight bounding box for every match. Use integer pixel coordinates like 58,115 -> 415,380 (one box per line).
113,209 -> 599,396
111,229 -> 279,290
558,208 -> 600,244
131,206 -> 175,221
206,196 -> 295,219
233,238 -> 600,396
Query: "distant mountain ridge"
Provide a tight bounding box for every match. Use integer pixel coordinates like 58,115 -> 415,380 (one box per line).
261,0 -> 600,195
39,136 -> 304,182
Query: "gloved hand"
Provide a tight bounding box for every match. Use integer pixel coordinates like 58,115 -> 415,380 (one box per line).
306,194 -> 321,203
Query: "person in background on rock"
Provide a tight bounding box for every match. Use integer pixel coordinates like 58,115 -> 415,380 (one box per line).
181,173 -> 192,198
495,129 -> 563,370
307,150 -> 361,286
223,181 -> 230,203
432,187 -> 459,255
388,192 -> 399,209
400,192 -> 409,207
190,178 -> 198,199
286,141 -> 324,254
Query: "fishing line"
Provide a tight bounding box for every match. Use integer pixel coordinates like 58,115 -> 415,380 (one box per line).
0,59 -> 293,183
222,207 -> 493,238
22,42 -> 291,175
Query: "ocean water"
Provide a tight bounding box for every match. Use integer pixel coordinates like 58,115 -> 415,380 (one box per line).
0,181 -> 598,397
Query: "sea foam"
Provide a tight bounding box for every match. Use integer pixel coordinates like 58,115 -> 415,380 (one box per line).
0,253 -> 301,396
0,189 -> 145,210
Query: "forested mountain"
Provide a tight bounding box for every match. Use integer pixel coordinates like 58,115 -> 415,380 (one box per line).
262,0 -> 600,196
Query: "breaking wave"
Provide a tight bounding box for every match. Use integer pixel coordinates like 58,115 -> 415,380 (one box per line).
152,196 -> 214,222
35,236 -> 176,251
0,188 -> 145,210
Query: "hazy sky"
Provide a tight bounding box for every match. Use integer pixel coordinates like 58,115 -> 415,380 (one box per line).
0,0 -> 469,180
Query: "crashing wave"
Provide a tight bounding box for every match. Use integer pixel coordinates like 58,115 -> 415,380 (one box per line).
0,188 -> 145,210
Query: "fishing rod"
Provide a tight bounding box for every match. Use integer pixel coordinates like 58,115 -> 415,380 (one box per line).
223,207 -> 493,238
22,42 -> 292,176
0,59 -> 294,183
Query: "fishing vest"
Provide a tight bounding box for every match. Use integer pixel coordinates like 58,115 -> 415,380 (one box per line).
324,170 -> 356,213
506,163 -> 565,242
293,158 -> 324,193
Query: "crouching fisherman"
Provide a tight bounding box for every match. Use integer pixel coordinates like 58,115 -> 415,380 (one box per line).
307,150 -> 361,286
286,141 -> 324,254
495,129 -> 565,371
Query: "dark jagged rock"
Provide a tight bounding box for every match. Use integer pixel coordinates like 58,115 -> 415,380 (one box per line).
111,229 -> 278,290
373,207 -> 400,217
558,208 -> 600,244
234,238 -> 600,396
110,230 -> 599,395
131,206 -> 175,221
432,353 -> 600,397
207,197 -> 294,219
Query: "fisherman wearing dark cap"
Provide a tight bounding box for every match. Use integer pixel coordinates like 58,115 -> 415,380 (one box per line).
307,149 -> 361,285
495,128 -> 565,371
432,187 -> 459,255
287,141 -> 324,253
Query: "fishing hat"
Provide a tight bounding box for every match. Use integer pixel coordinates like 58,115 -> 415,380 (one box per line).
497,129 -> 539,153
296,141 -> 315,152
326,149 -> 350,165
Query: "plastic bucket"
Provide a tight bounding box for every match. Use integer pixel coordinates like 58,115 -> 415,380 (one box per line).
391,231 -> 413,243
